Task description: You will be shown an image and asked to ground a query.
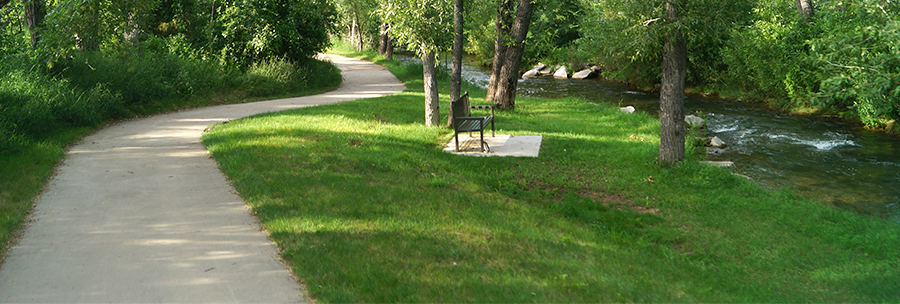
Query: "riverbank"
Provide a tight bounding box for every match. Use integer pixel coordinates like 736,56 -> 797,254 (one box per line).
525,60 -> 900,136
469,59 -> 900,221
200,46 -> 900,302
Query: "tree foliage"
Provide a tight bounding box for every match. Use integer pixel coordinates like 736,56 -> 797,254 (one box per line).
721,0 -> 900,130
6,0 -> 335,69
576,0 -> 753,87
212,0 -> 338,68
377,0 -> 453,56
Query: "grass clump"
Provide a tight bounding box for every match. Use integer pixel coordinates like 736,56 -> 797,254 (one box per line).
201,52 -> 900,302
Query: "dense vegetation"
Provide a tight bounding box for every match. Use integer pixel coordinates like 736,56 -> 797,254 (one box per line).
338,0 -> 900,132
202,45 -> 900,303
0,0 -> 341,254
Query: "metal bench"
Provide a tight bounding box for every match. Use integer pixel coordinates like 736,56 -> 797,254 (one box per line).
451,92 -> 494,152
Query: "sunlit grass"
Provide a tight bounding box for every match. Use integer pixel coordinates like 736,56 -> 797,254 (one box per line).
202,50 -> 900,302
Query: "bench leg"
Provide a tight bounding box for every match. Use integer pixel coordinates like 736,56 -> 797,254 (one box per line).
491,119 -> 495,137
455,132 -> 460,152
480,129 -> 485,152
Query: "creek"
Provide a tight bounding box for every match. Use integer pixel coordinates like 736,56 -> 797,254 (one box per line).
455,59 -> 900,222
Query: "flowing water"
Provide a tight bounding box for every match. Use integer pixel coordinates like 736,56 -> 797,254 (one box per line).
453,58 -> 900,221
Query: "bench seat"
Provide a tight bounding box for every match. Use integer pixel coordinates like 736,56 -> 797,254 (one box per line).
451,92 -> 494,152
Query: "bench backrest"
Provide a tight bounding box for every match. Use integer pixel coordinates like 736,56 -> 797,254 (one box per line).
451,92 -> 470,118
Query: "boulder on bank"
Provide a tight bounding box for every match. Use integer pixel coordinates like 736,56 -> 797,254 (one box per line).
523,68 -> 540,78
539,64 -> 553,74
553,66 -> 568,79
572,69 -> 597,80
523,63 -> 551,78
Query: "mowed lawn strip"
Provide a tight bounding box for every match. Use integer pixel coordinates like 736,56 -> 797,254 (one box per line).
201,52 -> 900,302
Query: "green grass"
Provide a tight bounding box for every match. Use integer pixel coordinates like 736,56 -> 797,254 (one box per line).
201,49 -> 900,302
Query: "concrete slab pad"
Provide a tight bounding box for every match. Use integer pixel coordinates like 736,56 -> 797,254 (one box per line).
443,134 -> 542,157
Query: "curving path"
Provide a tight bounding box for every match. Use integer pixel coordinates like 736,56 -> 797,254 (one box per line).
0,54 -> 405,303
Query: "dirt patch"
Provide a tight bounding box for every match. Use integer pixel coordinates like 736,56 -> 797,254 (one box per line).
578,189 -> 661,215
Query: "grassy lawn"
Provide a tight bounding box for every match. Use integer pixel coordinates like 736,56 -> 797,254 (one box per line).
202,50 -> 900,302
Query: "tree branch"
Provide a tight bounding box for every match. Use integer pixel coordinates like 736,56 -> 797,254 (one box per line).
823,59 -> 870,71
642,18 -> 661,26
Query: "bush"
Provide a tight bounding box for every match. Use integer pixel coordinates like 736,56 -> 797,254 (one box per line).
721,0 -> 900,128
720,0 -> 818,103
213,0 -> 338,69
807,2 -> 900,127
243,57 -> 341,97
1,34 -> 341,152
0,57 -> 123,144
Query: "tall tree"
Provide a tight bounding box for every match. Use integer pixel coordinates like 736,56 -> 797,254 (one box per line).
447,0 -> 464,126
584,0 -> 752,164
795,0 -> 813,19
485,0 -> 514,102
335,0 -> 378,51
379,0 -> 452,127
658,0 -> 687,164
423,51 -> 440,126
490,0 -> 533,109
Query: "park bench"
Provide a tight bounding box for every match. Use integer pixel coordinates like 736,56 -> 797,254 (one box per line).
451,92 -> 494,152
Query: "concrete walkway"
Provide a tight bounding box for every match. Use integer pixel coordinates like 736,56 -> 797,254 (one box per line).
0,54 -> 405,303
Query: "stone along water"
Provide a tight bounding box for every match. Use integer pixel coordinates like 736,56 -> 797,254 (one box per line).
457,58 -> 900,222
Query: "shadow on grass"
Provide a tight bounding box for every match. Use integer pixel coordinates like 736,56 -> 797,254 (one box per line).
203,91 -> 900,302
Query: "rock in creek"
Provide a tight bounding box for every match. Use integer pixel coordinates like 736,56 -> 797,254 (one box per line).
707,147 -> 727,156
523,63 -> 548,78
572,69 -> 597,80
708,136 -> 727,148
699,161 -> 735,168
685,115 -> 705,128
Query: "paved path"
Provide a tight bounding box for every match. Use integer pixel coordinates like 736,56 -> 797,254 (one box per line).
0,54 -> 404,303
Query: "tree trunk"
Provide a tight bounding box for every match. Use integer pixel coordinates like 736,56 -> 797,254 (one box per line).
659,1 -> 687,165
354,15 -> 364,51
795,0 -> 814,19
486,0 -> 514,102
423,51 -> 440,127
356,18 -> 364,51
385,38 -> 393,60
378,23 -> 388,55
491,0 -> 533,109
24,0 -> 46,50
124,12 -> 142,47
448,0 -> 464,126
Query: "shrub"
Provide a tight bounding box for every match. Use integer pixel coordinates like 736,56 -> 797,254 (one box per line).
243,57 -> 341,97
0,57 -> 123,143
